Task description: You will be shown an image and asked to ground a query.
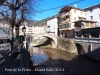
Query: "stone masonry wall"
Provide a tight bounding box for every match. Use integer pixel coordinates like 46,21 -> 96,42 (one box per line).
57,37 -> 77,53
77,42 -> 100,60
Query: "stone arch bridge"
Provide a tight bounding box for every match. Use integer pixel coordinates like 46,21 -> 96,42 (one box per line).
31,33 -> 77,53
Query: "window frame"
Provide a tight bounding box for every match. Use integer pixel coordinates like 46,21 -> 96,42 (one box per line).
90,9 -> 92,12
90,16 -> 93,20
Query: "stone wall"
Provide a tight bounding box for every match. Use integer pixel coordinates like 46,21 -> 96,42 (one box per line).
57,37 -> 77,53
76,42 -> 100,60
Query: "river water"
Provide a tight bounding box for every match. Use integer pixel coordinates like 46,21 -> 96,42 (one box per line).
31,47 -> 100,75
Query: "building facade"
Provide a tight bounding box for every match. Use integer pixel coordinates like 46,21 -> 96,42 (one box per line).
84,4 -> 100,26
74,19 -> 97,40
33,26 -> 46,34
58,5 -> 86,38
74,20 -> 100,60
47,15 -> 58,35
19,25 -> 46,35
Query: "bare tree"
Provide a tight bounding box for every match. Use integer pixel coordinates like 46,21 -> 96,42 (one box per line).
0,0 -> 6,5
0,0 -> 39,53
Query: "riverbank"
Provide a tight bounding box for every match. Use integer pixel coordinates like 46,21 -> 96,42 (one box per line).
31,46 -> 100,75
40,46 -> 100,62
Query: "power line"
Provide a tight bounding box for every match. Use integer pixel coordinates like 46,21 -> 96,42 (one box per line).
37,0 -> 85,12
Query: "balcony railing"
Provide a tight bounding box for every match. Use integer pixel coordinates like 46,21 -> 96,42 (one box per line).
59,23 -> 70,29
75,38 -> 100,43
61,12 -> 70,18
60,18 -> 70,24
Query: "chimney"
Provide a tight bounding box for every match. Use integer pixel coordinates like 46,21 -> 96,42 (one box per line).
74,3 -> 77,7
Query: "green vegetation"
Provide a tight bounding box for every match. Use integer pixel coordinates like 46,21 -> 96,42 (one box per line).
34,18 -> 48,26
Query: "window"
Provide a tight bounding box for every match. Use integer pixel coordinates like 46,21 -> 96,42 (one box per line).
83,32 -> 89,38
90,16 -> 93,20
59,24 -> 69,29
90,9 -> 92,12
75,32 -> 81,37
86,22 -> 89,27
48,26 -> 50,28
91,31 -> 99,38
59,25 -> 62,29
61,11 -> 67,15
90,23 -> 93,27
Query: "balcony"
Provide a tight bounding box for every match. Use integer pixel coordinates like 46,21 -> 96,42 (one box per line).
59,18 -> 70,25
61,12 -> 70,18
59,23 -> 71,30
75,29 -> 100,43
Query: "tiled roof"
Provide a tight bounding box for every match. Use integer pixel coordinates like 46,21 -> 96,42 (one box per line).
59,6 -> 85,13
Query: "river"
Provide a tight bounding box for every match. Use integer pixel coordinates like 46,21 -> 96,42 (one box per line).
30,47 -> 100,75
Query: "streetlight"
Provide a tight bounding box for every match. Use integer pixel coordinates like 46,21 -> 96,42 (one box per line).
22,26 -> 26,49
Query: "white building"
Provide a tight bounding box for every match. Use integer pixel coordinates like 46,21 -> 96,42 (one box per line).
84,4 -> 100,26
19,25 -> 46,35
33,26 -> 46,34
47,15 -> 58,35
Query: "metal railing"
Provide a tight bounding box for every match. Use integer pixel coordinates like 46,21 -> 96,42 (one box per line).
75,38 -> 100,43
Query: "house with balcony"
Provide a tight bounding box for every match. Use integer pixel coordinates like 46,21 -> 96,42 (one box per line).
84,4 -> 100,26
73,19 -> 100,43
47,15 -> 58,35
74,19 -> 100,60
58,4 -> 86,38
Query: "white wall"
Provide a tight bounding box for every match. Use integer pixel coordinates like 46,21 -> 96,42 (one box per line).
86,7 -> 100,26
47,17 -> 58,35
34,26 -> 46,34
70,9 -> 86,28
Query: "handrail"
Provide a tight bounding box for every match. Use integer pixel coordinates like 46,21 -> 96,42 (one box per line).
75,37 -> 100,43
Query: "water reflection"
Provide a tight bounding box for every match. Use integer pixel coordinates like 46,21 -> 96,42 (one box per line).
31,47 -> 49,65
30,47 -> 100,75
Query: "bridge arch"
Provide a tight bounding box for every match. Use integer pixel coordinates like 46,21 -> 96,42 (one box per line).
32,33 -> 58,48
75,43 -> 85,55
